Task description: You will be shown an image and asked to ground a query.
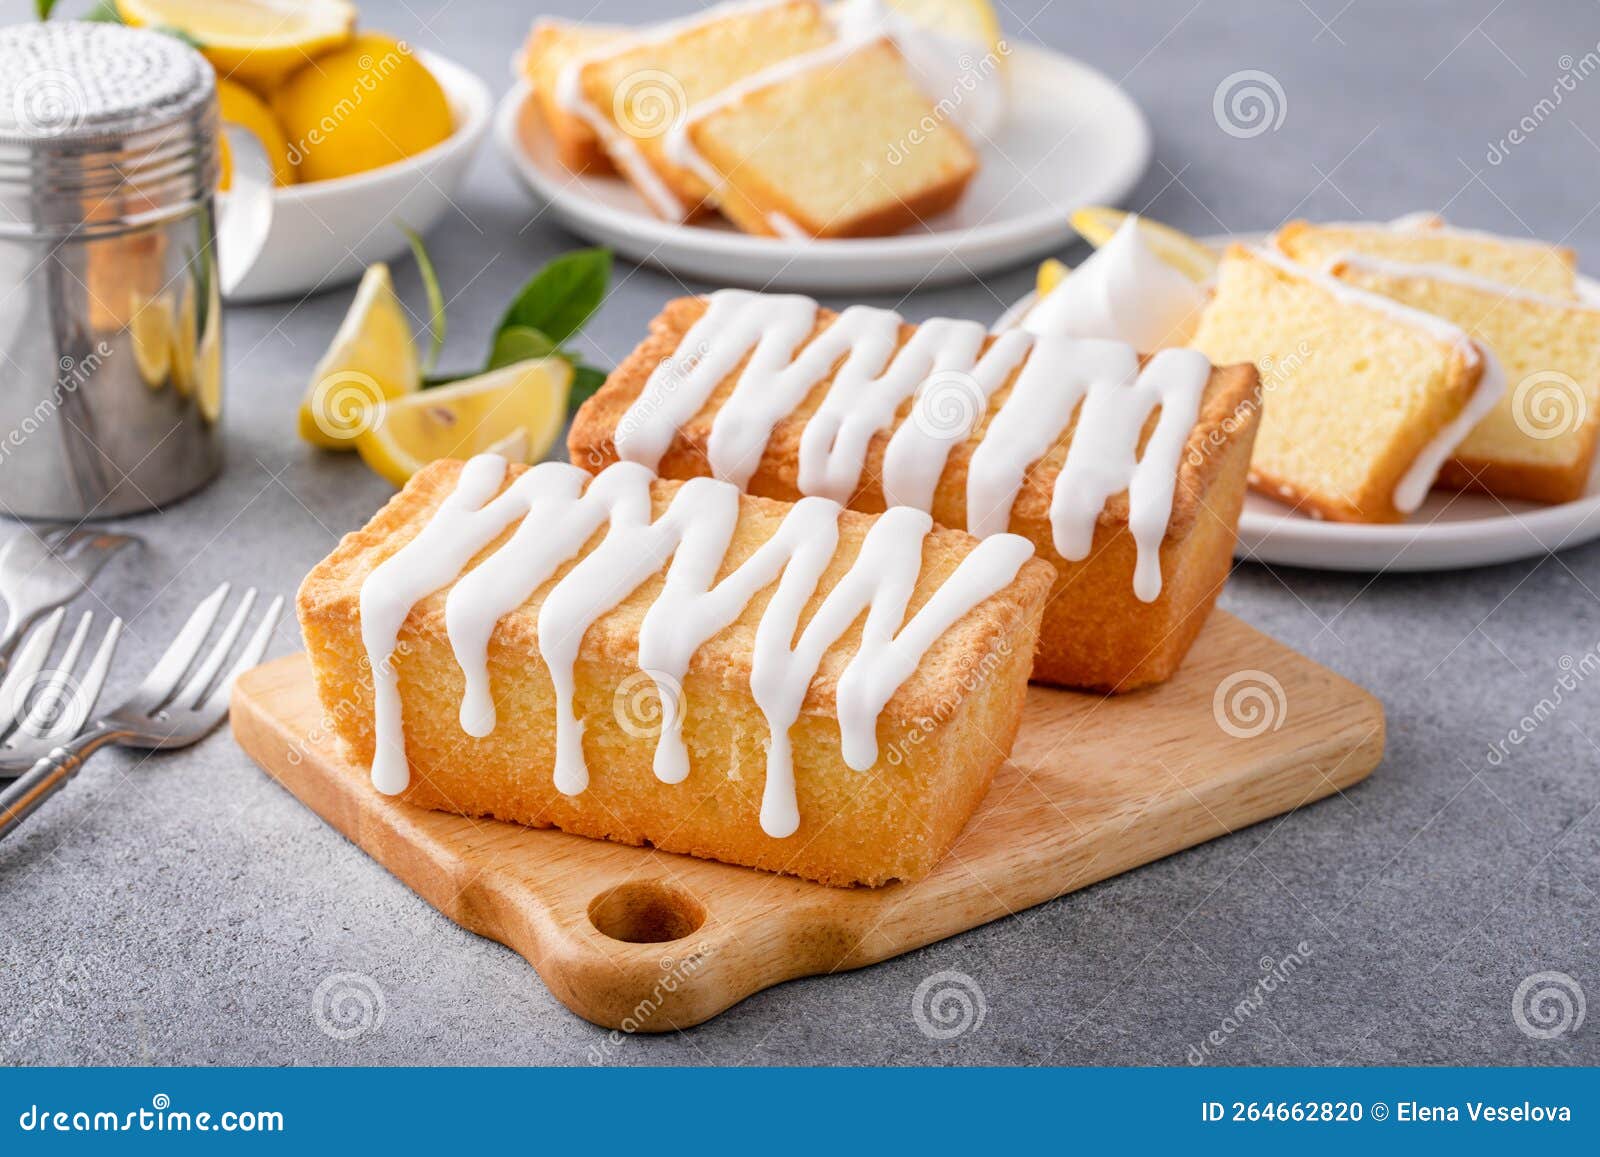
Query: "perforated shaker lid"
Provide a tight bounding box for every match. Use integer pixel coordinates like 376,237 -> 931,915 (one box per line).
0,19 -> 213,147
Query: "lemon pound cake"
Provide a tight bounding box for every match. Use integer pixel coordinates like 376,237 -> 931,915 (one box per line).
298,455 -> 1053,888
568,291 -> 1261,692
553,0 -> 835,221
1275,218 -> 1577,299
1331,256 -> 1600,503
1190,246 -> 1491,523
663,35 -> 978,239
519,19 -> 621,174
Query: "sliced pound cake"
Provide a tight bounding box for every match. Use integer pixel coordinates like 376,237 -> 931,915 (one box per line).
665,36 -> 978,238
1190,246 -> 1484,523
1332,256 -> 1600,503
519,19 -> 621,175
560,0 -> 835,221
1276,219 -> 1577,299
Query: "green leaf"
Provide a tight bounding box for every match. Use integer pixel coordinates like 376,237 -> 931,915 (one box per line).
400,223 -> 447,375
82,0 -> 122,21
488,325 -> 557,372
492,248 -> 611,351
567,362 -> 609,410
36,0 -> 56,19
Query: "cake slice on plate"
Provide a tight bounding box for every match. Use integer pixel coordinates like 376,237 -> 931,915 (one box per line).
664,35 -> 979,239
1330,256 -> 1600,504
518,19 -> 621,175
1189,246 -> 1488,523
1275,218 -> 1577,299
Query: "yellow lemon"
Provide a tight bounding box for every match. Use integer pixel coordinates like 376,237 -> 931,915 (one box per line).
116,0 -> 355,92
1036,257 -> 1070,298
356,358 -> 572,489
196,271 -> 223,423
299,263 -> 420,449
170,278 -> 198,397
129,291 -> 175,388
216,78 -> 295,190
272,34 -> 454,183
1070,206 -> 1220,283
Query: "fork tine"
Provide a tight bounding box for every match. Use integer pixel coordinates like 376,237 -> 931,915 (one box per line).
14,612 -> 90,741
42,616 -> 120,742
201,594 -> 284,717
130,582 -> 231,711
0,608 -> 65,732
176,588 -> 255,708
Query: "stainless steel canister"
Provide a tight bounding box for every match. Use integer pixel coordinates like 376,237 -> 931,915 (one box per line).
0,20 -> 222,519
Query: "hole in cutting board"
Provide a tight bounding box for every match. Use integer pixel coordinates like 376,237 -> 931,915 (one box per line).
588,881 -> 706,944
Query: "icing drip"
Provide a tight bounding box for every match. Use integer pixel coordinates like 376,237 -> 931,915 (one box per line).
615,288 -> 1215,602
1324,253 -> 1519,513
359,455 -> 1035,840
1023,216 -> 1208,350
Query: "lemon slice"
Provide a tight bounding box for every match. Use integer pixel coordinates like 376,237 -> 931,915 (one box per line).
887,0 -> 1005,62
1036,257 -> 1070,298
1070,206 -> 1219,283
116,0 -> 356,90
356,358 -> 573,489
170,279 -> 198,397
299,263 -> 420,450
196,273 -> 223,423
129,291 -> 174,388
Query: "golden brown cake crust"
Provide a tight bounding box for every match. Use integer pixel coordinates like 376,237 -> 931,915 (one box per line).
297,459 -> 1053,887
568,296 -> 1262,691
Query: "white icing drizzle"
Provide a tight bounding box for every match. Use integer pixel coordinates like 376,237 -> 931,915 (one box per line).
553,0 -> 793,222
615,288 -> 1215,602
1023,216 -> 1207,350
359,454 -> 1034,841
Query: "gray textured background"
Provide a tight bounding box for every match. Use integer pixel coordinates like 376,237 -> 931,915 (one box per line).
2,0 -> 1598,1066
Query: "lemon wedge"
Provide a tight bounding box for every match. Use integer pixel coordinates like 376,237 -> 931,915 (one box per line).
299,263 -> 420,450
887,0 -> 1006,63
117,0 -> 356,91
129,291 -> 174,388
196,273 -> 223,423
1070,206 -> 1219,283
170,279 -> 198,397
1036,257 -> 1071,298
356,358 -> 573,489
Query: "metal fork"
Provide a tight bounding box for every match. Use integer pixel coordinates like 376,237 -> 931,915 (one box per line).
0,582 -> 283,841
0,525 -> 139,669
0,608 -> 123,775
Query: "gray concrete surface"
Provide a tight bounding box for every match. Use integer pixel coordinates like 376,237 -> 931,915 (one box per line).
2,0 -> 1598,1066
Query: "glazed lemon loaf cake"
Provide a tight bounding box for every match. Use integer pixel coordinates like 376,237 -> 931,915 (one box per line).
1275,219 -> 1577,299
1189,246 -> 1488,523
519,19 -> 620,174
664,35 -> 978,238
298,455 -> 1053,888
1331,256 -> 1600,503
568,291 -> 1262,692
555,0 -> 835,221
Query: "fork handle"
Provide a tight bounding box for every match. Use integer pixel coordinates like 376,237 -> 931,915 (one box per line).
0,726 -> 118,841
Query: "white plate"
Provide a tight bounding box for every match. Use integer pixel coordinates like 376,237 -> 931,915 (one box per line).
493,41 -> 1150,293
223,51 -> 491,302
997,236 -> 1600,573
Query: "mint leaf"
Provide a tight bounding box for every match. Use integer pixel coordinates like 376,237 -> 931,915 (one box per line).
493,248 -> 611,350
488,325 -> 557,371
82,0 -> 122,20
400,224 -> 446,374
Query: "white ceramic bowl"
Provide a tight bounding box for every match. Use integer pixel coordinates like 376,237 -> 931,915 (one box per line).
221,51 -> 491,303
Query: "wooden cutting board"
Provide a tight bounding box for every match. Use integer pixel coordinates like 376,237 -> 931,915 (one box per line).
231,611 -> 1383,1032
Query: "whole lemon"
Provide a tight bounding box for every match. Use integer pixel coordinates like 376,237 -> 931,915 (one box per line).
271,34 -> 454,183
216,78 -> 296,190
